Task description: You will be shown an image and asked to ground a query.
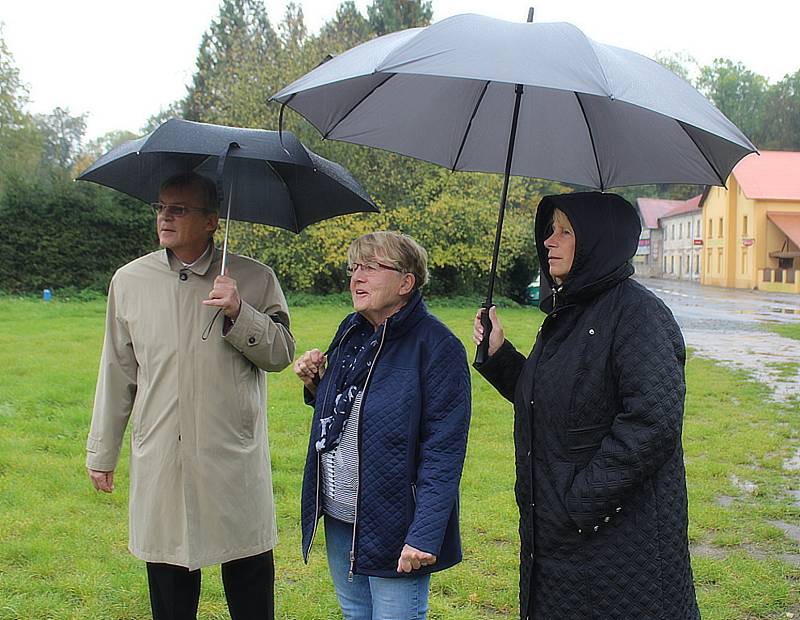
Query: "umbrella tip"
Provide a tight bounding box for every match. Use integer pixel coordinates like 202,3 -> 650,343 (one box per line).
527,7 -> 534,22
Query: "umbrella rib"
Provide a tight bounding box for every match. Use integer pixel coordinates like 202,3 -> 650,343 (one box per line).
677,121 -> 727,186
323,73 -> 396,140
574,93 -> 604,191
451,81 -> 491,172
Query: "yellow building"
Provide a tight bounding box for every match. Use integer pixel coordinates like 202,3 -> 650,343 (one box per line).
700,151 -> 800,293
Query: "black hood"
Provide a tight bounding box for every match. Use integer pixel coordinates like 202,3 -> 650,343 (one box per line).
535,192 -> 641,311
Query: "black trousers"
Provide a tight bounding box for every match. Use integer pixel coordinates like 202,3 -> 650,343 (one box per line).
146,551 -> 274,620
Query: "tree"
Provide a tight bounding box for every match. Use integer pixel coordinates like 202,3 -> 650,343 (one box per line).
697,59 -> 769,147
762,69 -> 800,150
318,1 -> 372,54
654,51 -> 698,84
0,27 -> 41,188
34,107 -> 88,172
367,0 -> 433,35
0,25 -> 28,131
184,0 -> 280,125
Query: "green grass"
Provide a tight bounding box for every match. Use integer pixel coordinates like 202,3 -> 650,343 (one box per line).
1,297 -> 798,619
767,322 -> 800,341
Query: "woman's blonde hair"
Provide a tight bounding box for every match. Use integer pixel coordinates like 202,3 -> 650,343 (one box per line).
347,231 -> 430,290
552,208 -> 573,232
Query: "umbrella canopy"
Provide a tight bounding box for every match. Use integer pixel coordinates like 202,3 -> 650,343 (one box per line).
272,13 -> 755,189
271,11 -> 757,362
77,118 -> 378,233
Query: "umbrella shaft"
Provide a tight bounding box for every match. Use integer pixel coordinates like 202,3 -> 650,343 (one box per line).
485,84 -> 524,307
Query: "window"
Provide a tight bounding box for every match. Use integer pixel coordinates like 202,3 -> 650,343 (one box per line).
706,249 -> 712,273
695,254 -> 700,275
670,255 -> 674,274
718,217 -> 723,238
664,256 -> 668,273
741,250 -> 747,274
717,248 -> 724,273
671,224 -> 675,240
743,215 -> 748,237
685,255 -> 690,274
708,219 -> 713,238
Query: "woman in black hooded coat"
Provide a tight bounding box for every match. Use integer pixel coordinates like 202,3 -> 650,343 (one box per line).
474,192 -> 700,620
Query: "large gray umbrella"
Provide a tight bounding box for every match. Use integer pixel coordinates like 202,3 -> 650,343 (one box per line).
271,11 -> 756,361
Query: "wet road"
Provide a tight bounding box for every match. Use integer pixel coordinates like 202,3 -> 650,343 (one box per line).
637,277 -> 800,402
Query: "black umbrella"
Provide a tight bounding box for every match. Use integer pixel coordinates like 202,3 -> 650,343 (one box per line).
77,118 -> 378,273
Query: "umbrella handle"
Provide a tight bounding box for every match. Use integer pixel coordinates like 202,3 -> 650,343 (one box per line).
475,303 -> 494,365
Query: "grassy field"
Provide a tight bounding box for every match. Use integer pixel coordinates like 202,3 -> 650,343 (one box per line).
0,296 -> 798,619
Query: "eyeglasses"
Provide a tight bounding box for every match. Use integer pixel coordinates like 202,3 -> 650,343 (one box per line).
150,202 -> 208,218
346,261 -> 403,277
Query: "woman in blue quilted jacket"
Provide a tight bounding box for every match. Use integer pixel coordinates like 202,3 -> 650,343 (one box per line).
473,193 -> 700,620
294,231 -> 471,620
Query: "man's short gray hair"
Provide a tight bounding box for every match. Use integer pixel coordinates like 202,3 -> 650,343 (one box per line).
347,231 -> 430,290
160,172 -> 218,213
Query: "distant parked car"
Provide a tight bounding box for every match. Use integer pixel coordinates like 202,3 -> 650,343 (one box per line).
524,274 -> 541,305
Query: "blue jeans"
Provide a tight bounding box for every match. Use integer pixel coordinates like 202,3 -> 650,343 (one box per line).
324,516 -> 431,620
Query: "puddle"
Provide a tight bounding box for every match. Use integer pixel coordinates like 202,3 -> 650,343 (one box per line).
730,474 -> 758,496
784,448 -> 800,471
768,520 -> 800,545
683,330 -> 800,402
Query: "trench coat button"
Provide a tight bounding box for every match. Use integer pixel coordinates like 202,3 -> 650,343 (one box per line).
604,516 -> 610,523
179,272 -> 188,281
248,336 -> 256,345
593,525 -> 599,532
530,400 -> 534,407
615,506 -> 622,513
588,328 -> 595,335
577,528 -> 582,534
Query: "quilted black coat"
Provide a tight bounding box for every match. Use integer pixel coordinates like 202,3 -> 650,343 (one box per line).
477,192 -> 700,619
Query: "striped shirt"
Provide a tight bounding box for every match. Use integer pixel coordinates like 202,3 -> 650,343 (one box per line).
321,391 -> 363,523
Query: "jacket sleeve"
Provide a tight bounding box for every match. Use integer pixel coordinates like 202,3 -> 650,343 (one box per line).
405,334 -> 472,556
564,296 -> 686,531
473,339 -> 526,403
223,266 -> 295,372
86,275 -> 138,472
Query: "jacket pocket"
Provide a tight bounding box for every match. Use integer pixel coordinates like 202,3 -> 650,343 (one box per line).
566,423 -> 608,455
235,361 -> 260,440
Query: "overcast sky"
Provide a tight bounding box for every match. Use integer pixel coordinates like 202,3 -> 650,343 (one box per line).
3,0 -> 798,141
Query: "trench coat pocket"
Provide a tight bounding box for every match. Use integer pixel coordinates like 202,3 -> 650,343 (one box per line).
235,363 -> 260,439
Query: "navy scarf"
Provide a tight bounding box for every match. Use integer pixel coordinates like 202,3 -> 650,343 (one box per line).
315,318 -> 382,453
316,292 -> 421,453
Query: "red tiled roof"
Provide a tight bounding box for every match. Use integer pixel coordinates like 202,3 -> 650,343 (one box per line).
734,151 -> 800,201
660,194 -> 703,220
636,195 -> 701,229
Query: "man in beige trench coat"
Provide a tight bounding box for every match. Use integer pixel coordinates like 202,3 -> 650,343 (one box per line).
86,172 -> 295,620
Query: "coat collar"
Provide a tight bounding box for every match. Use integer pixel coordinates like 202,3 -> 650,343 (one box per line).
162,243 -> 219,276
